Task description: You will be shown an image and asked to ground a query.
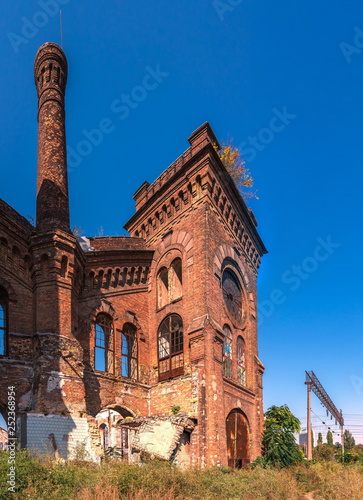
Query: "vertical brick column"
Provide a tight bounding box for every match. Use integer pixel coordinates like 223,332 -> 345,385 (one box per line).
34,42 -> 70,233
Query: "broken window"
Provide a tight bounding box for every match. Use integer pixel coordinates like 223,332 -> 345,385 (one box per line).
94,314 -> 114,373
158,314 -> 184,381
157,258 -> 183,308
237,336 -> 246,385
121,323 -> 138,380
0,287 -> 8,356
223,325 -> 232,378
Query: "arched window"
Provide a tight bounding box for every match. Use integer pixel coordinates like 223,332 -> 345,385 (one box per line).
158,314 -> 183,381
60,256 -> 68,278
94,314 -> 114,373
0,238 -> 8,263
121,323 -> 138,380
237,336 -> 246,385
0,288 -> 8,356
223,325 -> 232,378
222,269 -> 243,323
157,258 -> 183,308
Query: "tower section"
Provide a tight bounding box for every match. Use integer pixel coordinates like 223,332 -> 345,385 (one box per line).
34,42 -> 70,233
30,44 -> 86,421
125,123 -> 267,466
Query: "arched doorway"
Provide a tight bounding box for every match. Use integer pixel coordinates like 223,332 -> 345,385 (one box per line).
95,406 -> 135,455
226,409 -> 250,468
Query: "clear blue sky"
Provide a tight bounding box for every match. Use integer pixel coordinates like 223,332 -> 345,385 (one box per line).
0,1 -> 362,443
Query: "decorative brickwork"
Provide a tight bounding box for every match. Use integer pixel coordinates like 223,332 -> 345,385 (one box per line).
0,42 -> 267,467
35,42 -> 70,233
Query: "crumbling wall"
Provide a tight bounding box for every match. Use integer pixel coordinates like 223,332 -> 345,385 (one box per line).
24,413 -> 97,461
120,414 -> 195,462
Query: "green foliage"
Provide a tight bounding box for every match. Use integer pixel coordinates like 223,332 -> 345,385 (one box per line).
317,432 -> 323,445
313,443 -> 336,461
327,430 -> 333,446
69,440 -> 91,462
249,455 -> 269,469
344,429 -> 356,450
262,405 -> 303,468
170,405 -> 181,414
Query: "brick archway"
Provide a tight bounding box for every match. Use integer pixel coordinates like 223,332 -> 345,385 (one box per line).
226,408 -> 250,468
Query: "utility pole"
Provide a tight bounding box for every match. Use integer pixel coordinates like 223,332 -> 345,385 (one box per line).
341,410 -> 344,463
306,376 -> 312,460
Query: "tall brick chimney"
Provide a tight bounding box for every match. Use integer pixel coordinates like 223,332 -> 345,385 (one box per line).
34,42 -> 70,233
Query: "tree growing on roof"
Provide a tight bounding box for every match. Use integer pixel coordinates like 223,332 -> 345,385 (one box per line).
215,144 -> 258,201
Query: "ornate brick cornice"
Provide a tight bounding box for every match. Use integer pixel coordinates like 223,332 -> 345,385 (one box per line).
34,42 -> 67,114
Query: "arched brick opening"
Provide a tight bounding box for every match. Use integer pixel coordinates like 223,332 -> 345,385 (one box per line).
226,408 -> 250,468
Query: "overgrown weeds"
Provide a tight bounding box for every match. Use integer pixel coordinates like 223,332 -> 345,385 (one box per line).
1,451 -> 363,499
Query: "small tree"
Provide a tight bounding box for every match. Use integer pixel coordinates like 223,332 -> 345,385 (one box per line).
327,430 -> 333,446
317,432 -> 323,445
262,405 -> 303,468
313,443 -> 336,461
311,430 -> 314,448
344,429 -> 356,450
216,144 -> 257,200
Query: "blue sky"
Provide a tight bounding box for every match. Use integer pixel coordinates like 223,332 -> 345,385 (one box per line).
0,1 -> 362,443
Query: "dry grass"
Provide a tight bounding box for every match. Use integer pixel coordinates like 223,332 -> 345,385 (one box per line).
1,451 -> 363,500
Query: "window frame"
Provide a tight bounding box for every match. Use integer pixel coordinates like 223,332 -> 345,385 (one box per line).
99,424 -> 109,450
223,324 -> 233,379
158,314 -> 184,381
222,268 -> 243,323
94,314 -> 114,373
237,335 -> 246,386
121,323 -> 138,380
0,288 -> 8,357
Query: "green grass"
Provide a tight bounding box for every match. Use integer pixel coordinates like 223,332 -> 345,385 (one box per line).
1,451 -> 363,499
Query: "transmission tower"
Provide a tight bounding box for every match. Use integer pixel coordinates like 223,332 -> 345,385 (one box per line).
305,371 -> 344,460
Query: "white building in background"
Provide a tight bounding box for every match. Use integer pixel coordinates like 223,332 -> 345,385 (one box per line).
298,428 -> 316,447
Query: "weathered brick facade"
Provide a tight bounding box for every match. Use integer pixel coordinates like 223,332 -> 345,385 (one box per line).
0,43 -> 267,467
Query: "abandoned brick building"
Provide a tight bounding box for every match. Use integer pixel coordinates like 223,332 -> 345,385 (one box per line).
0,42 -> 267,467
